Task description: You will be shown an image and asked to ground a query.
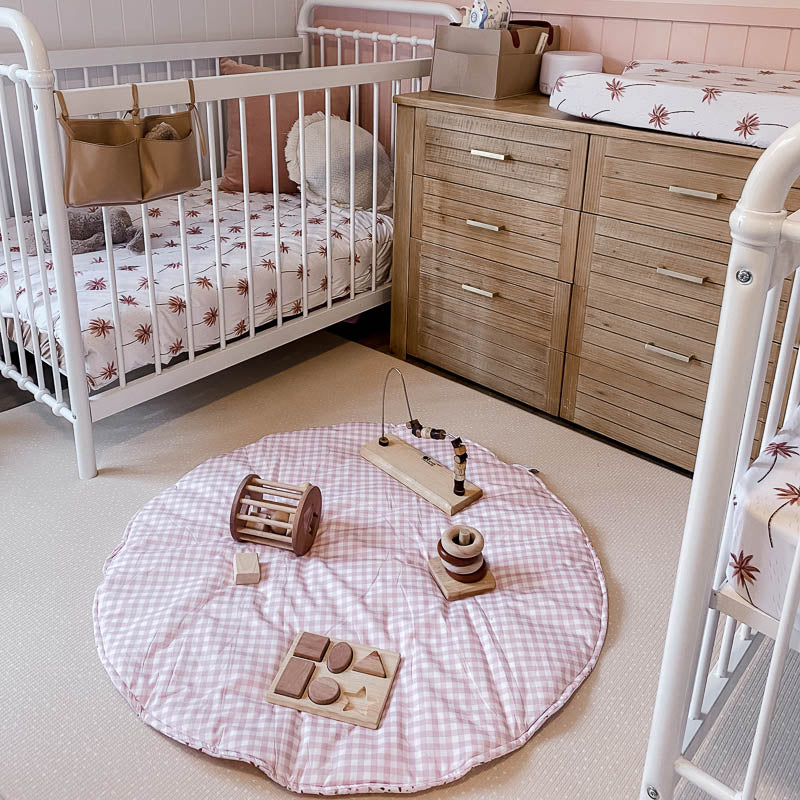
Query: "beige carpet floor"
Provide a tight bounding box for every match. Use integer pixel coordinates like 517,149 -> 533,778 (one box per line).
0,332 -> 795,799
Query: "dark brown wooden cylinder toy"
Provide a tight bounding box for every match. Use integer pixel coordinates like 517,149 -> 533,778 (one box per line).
230,473 -> 322,556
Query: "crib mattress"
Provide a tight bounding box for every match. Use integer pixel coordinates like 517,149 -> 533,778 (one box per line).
730,404 -> 800,629
550,60 -> 800,148
0,184 -> 393,392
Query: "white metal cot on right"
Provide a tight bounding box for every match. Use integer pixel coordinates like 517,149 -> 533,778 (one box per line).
641,123 -> 800,800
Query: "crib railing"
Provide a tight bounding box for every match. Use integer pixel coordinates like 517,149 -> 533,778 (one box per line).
641,120 -> 800,800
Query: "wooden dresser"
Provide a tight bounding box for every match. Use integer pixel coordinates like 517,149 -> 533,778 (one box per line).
391,91 -> 798,471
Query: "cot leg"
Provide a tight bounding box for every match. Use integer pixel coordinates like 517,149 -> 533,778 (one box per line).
640,241 -> 774,800
73,408 -> 97,480
29,81 -> 98,479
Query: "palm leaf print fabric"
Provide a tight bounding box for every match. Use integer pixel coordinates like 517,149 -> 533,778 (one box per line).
0,183 -> 393,391
550,60 -> 800,148
729,404 -> 800,629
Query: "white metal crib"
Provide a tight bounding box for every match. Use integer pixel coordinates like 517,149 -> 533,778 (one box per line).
641,124 -> 800,799
0,0 -> 461,479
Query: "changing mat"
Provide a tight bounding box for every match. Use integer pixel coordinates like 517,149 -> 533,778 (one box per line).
550,60 -> 800,148
730,404 -> 800,629
94,423 -> 607,794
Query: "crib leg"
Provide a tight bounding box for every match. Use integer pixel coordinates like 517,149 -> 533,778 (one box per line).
29,80 -> 98,480
640,240 -> 774,800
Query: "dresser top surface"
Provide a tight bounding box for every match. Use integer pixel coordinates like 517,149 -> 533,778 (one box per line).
395,90 -> 764,160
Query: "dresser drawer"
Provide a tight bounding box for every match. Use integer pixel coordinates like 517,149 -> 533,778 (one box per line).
585,137 -> 800,242
407,240 -> 569,414
413,109 -> 587,210
411,176 -> 579,282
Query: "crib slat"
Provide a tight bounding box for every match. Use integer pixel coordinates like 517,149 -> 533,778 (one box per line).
765,268 -> 800,438
298,90 -> 309,318
268,94 -> 283,327
213,58 -> 225,176
206,102 -> 228,348
336,31 -> 343,66
139,205 -> 163,373
177,194 -> 196,361
238,97 -> 255,338
371,81 -> 379,293
325,87 -> 332,309
319,34 -> 326,67
15,81 -> 62,401
0,81 -> 45,388
349,84 -> 356,301
101,208 -> 127,388
0,119 -> 25,377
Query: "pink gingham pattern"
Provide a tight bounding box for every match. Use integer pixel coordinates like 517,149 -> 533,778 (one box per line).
94,423 -> 607,794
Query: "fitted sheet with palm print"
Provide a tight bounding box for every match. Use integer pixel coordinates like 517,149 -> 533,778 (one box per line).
730,403 -> 800,630
0,183 -> 393,392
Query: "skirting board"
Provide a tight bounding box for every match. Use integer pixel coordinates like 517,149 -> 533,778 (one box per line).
360,433 -> 483,515
428,557 -> 496,600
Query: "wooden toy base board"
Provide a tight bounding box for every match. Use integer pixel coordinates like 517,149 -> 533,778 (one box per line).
361,433 -> 482,515
266,633 -> 400,729
429,557 -> 496,600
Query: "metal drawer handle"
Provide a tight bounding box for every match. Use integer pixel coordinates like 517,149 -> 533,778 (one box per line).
462,283 -> 495,298
656,267 -> 706,285
470,148 -> 508,161
645,342 -> 693,363
466,218 -> 501,232
669,185 -> 720,202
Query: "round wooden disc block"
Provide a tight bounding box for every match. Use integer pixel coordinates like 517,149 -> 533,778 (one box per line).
327,641 -> 354,674
437,540 -> 483,568
444,559 -> 489,584
292,485 -> 323,555
308,676 -> 341,706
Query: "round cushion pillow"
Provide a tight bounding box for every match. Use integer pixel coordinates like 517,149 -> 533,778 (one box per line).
285,111 -> 393,212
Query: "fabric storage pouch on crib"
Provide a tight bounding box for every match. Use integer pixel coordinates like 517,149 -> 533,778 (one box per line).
56,80 -> 204,207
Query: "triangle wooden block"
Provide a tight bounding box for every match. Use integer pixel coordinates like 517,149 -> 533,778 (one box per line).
352,650 -> 385,678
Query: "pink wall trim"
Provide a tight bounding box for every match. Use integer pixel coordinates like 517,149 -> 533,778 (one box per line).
314,2 -> 800,74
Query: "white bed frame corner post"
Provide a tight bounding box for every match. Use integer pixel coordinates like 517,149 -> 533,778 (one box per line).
0,8 -> 96,478
640,126 -> 800,800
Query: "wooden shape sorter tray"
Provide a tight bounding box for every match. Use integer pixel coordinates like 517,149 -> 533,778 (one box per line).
266,632 -> 401,729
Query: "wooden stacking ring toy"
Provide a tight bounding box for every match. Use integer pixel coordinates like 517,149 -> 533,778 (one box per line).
230,474 -> 322,556
439,526 -> 488,583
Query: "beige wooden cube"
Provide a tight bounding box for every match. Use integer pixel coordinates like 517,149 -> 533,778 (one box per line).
233,551 -> 260,585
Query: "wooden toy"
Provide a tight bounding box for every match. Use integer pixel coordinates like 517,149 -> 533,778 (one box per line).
267,632 -> 401,729
294,632 -> 330,662
353,650 -> 385,678
233,551 -> 261,585
429,525 -> 496,601
361,368 -> 482,515
327,641 -> 353,673
229,474 -> 322,555
274,657 -> 316,699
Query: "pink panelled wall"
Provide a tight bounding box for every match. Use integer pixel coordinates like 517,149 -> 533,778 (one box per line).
313,2 -> 800,74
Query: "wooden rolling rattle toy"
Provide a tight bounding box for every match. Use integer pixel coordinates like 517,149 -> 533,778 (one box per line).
429,525 -> 496,600
229,474 -> 322,556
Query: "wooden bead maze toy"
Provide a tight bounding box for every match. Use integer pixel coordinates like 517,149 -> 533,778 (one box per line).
429,525 -> 496,600
360,368 -> 482,515
230,474 -> 322,556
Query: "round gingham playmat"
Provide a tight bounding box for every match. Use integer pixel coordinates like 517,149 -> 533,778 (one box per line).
94,423 -> 607,794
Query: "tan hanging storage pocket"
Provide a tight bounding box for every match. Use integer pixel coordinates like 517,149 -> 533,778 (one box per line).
56,80 -> 206,208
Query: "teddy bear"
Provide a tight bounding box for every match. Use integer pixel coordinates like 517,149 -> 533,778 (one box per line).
23,206 -> 145,256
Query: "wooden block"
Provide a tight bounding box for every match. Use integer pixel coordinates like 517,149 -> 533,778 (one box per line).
266,633 -> 401,729
294,632 -> 330,662
428,556 -> 496,601
352,650 -> 385,678
274,657 -> 316,699
360,433 -> 482,516
233,552 -> 260,585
